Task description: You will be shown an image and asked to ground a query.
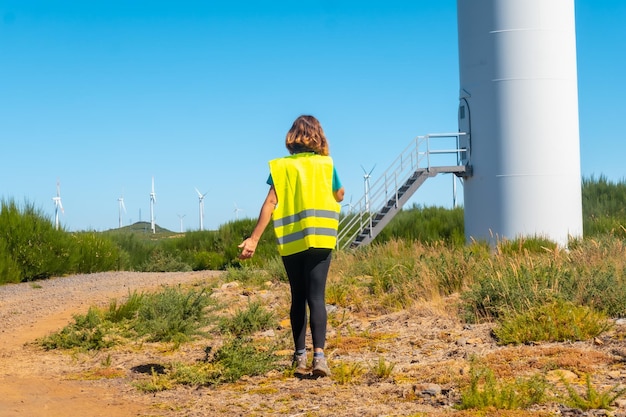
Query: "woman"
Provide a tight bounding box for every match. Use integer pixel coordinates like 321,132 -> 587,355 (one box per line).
238,115 -> 344,378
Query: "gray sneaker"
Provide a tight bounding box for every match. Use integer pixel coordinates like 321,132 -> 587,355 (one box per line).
312,356 -> 331,378
293,353 -> 308,376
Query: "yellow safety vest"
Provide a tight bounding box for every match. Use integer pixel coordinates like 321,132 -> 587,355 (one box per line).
269,153 -> 340,256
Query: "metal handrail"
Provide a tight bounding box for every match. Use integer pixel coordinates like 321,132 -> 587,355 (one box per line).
337,132 -> 467,250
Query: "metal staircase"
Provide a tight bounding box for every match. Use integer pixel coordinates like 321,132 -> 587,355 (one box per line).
336,132 -> 471,250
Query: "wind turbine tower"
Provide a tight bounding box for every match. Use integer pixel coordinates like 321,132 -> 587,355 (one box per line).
342,195 -> 355,214
150,177 -> 156,234
177,214 -> 186,233
457,0 -> 583,246
361,165 -> 375,213
52,179 -> 64,230
233,202 -> 243,220
195,188 -> 207,231
118,195 -> 126,228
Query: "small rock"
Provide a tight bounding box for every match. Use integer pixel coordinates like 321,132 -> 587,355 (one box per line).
420,383 -> 442,396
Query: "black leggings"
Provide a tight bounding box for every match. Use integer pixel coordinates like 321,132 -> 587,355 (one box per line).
282,248 -> 332,351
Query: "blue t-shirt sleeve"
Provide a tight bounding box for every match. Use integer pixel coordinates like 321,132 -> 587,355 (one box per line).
332,167 -> 342,192
268,167 -> 341,191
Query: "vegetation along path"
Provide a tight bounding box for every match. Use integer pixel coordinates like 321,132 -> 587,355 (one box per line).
0,271 -> 215,417
3,270 -> 626,416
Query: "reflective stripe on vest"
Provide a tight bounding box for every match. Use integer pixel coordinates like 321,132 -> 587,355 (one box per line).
269,154 -> 340,256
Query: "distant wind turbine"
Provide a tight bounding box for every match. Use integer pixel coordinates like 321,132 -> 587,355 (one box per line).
118,195 -> 127,228
361,165 -> 375,213
150,177 -> 156,234
342,195 -> 355,214
195,187 -> 208,231
52,179 -> 64,230
177,214 -> 186,233
233,202 -> 244,220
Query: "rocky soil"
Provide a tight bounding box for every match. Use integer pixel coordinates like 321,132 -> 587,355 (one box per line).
1,271 -> 626,417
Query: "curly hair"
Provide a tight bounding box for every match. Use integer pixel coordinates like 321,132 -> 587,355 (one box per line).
285,115 -> 330,156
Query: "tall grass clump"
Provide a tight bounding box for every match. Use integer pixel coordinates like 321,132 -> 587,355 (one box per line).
329,239 -> 479,314
461,235 -> 626,322
564,237 -> 626,318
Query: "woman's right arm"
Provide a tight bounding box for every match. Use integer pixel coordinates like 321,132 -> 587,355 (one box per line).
238,186 -> 278,259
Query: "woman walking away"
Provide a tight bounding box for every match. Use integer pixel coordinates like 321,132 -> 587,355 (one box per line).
238,115 -> 345,378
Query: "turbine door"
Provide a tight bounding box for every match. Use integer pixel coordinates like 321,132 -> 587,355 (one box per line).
458,98 -> 471,165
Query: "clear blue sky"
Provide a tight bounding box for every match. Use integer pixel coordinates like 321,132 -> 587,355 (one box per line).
1,1 -> 624,232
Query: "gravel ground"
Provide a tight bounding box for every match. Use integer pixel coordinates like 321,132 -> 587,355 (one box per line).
2,271 -> 626,417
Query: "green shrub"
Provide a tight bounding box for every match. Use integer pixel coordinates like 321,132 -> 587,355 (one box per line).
193,250 -> 227,270
72,232 -> 120,273
40,286 -> 214,350
211,337 -> 277,383
140,249 -> 192,272
457,363 -> 548,410
170,338 -> 278,386
218,301 -> 276,337
559,373 -> 626,411
224,264 -> 280,286
376,205 -> 465,247
170,362 -> 223,386
105,291 -> 145,323
0,199 -> 73,281
493,299 -> 611,345
135,287 -> 210,342
40,307 -> 114,350
107,233 -> 155,271
0,237 -> 21,284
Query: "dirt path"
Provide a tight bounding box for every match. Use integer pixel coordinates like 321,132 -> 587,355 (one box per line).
3,271 -> 626,416
0,271 -> 220,417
